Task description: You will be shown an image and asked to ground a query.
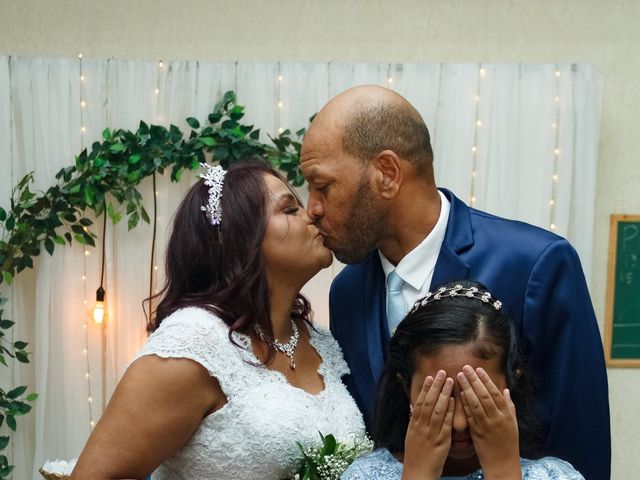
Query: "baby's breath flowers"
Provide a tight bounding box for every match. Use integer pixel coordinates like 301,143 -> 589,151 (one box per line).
292,432 -> 373,480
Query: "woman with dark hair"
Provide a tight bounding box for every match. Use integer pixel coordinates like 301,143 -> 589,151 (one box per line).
342,280 -> 584,480
72,161 -> 366,479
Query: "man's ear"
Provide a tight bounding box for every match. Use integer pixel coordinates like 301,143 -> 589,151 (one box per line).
372,150 -> 402,199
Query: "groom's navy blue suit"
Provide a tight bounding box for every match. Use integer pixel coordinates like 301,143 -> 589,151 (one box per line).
329,189 -> 610,480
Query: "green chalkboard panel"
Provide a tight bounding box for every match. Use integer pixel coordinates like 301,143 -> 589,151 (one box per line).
605,215 -> 640,367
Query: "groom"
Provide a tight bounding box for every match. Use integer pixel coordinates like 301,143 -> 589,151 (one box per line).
300,85 -> 610,480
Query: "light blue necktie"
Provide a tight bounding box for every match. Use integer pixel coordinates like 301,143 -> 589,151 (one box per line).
386,270 -> 407,335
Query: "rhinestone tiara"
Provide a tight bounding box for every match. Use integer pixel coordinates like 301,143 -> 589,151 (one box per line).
409,284 -> 503,314
199,162 -> 226,226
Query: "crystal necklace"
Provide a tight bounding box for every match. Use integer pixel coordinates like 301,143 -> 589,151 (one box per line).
254,320 -> 299,369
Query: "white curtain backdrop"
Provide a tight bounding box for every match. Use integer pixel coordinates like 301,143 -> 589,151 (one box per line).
0,56 -> 602,478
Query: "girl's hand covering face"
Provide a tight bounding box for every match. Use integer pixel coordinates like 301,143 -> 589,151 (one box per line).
458,365 -> 522,480
401,370 -> 454,480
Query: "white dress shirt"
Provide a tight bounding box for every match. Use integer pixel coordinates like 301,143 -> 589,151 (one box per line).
379,190 -> 451,332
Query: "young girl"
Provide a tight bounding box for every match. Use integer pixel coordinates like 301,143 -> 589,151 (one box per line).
342,280 -> 584,480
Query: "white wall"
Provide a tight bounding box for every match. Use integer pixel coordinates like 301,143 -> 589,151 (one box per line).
1,1 -> 638,477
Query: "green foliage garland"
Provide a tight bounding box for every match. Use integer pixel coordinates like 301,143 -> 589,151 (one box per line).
0,91 -> 307,474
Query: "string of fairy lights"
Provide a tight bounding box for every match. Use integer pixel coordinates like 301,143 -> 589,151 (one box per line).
78,53 -> 96,431
470,64 -> 485,208
550,65 -> 562,232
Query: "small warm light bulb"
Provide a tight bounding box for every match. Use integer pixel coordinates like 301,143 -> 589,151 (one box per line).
549,199 -> 555,206
474,95 -> 480,102
472,170 -> 477,177
552,174 -> 559,181
81,100 -> 86,107
277,74 -> 283,81
88,397 -> 93,403
471,146 -> 477,153
476,120 -> 482,127
80,75 -> 85,81
154,265 -> 158,271
550,223 -> 557,230
555,96 -> 560,102
84,249 -> 90,256
78,53 -> 83,59
554,148 -> 560,155
278,127 -> 284,134
90,421 -> 95,427
158,61 -> 164,68
85,373 -> 90,378
387,77 -> 393,84
93,286 -> 106,324
155,190 -> 159,196
555,70 -> 561,77
277,101 -> 283,109
552,123 -> 557,129
81,126 -> 86,133
479,68 -> 486,77
155,88 -> 160,95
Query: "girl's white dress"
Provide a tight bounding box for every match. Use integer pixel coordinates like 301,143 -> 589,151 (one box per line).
132,307 -> 366,480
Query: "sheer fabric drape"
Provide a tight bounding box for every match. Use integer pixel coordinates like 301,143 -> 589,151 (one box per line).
0,56 -> 602,478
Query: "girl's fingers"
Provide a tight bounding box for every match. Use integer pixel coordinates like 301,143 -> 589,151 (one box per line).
461,365 -> 498,417
412,374 -> 433,419
428,377 -> 454,430
442,397 -> 454,431
459,390 -> 478,430
414,370 -> 446,422
503,388 -> 517,417
457,368 -> 486,420
476,367 -> 507,411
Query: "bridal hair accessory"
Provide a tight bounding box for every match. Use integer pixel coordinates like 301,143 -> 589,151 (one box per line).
254,320 -> 299,369
199,162 -> 226,226
410,285 -> 503,313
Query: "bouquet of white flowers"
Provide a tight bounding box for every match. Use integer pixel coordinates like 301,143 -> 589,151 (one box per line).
291,433 -> 372,480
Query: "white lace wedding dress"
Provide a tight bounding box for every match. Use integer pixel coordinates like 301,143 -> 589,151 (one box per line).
132,307 -> 367,480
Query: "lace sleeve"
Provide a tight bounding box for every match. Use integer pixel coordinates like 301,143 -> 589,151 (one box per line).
522,457 -> 585,480
132,307 -> 245,396
312,326 -> 350,379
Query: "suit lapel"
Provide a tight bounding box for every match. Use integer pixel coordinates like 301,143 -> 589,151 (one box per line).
363,254 -> 387,382
431,189 -> 474,289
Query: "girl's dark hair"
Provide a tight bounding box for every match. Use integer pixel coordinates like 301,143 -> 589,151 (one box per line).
146,159 -> 312,363
373,280 -> 542,458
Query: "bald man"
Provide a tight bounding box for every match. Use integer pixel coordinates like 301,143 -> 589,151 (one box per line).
300,86 -> 610,480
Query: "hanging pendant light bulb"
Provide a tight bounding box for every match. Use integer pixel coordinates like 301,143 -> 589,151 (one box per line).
93,286 -> 106,324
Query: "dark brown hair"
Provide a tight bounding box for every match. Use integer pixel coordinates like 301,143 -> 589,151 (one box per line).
146,160 -> 312,362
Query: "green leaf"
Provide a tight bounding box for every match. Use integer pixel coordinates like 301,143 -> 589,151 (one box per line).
13,341 -> 28,350
102,128 -> 111,140
186,117 -> 200,129
26,393 -> 38,402
128,153 -> 141,165
15,351 -> 29,363
7,386 -> 27,399
0,208 -> 5,222
44,238 -> 54,256
53,235 -> 66,245
0,272 -> 10,285
5,416 -> 15,432
200,136 -> 216,146
5,216 -> 14,231
0,320 -> 15,329
109,143 -> 126,153
140,207 -> 150,224
0,355 -> 6,367
127,171 -> 141,183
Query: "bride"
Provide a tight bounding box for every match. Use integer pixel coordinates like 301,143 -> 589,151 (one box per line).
71,160 -> 366,479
